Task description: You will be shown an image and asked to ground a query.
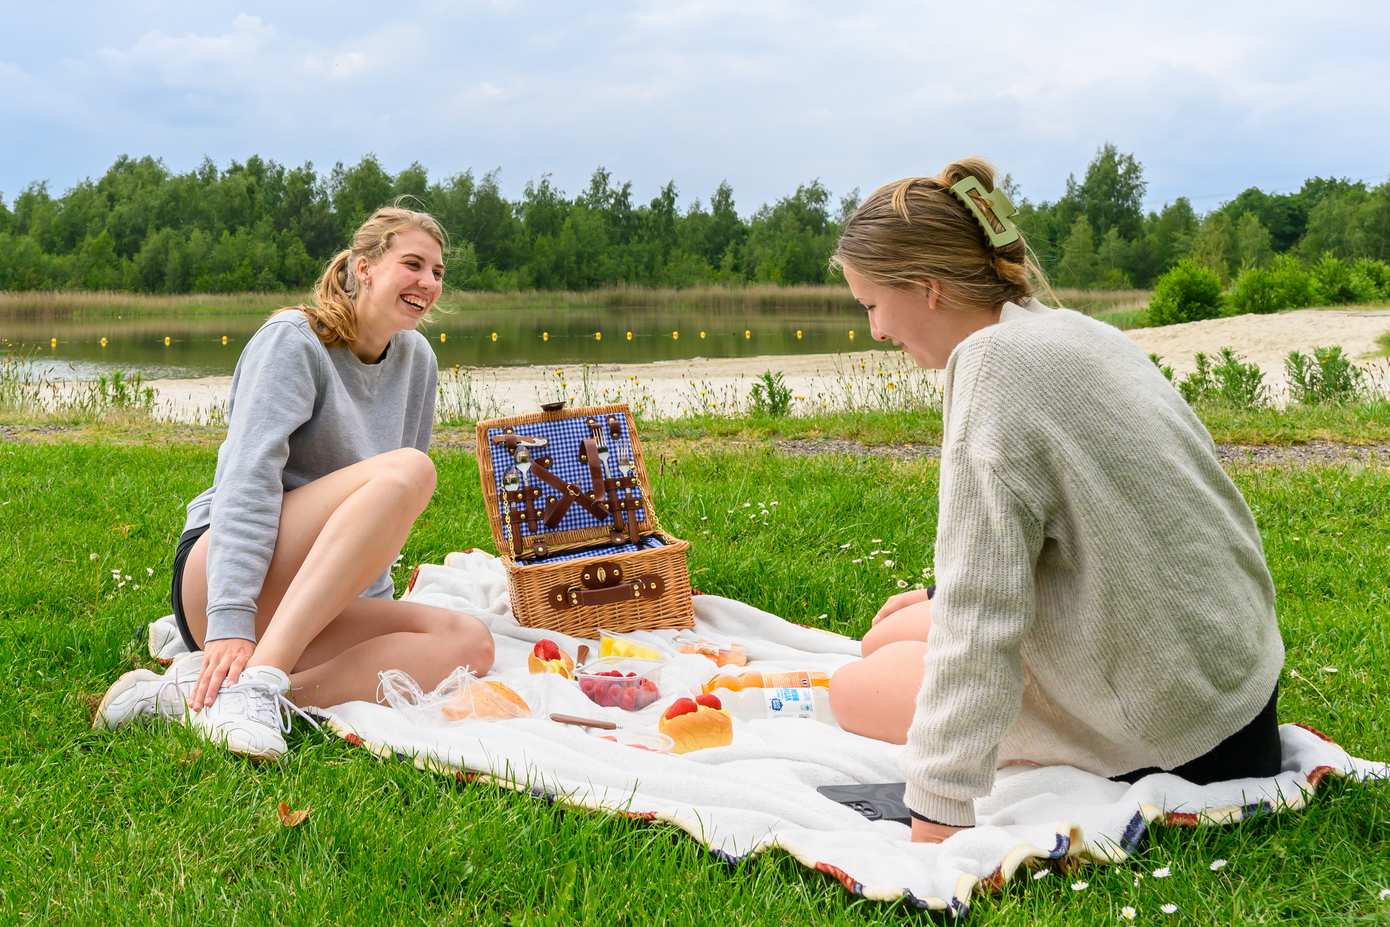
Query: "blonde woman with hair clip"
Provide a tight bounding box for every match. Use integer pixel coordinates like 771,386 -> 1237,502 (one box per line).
95,204 -> 495,759
826,159 -> 1285,843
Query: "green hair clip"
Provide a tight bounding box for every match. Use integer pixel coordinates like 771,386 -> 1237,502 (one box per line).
948,176 -> 1021,248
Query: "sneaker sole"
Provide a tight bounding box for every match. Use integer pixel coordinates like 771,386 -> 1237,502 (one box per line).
93,668 -> 162,730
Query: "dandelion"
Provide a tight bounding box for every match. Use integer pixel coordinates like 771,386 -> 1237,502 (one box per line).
1161,903 -> 1179,914
1031,869 -> 1049,880
1070,881 -> 1088,891
1121,906 -> 1136,921
1152,867 -> 1171,878
1209,859 -> 1227,871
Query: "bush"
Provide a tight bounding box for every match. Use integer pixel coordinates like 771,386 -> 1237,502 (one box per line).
1229,255 -> 1323,315
1309,253 -> 1360,304
749,370 -> 793,417
1146,259 -> 1224,326
1177,348 -> 1267,408
1285,346 -> 1366,405
1349,258 -> 1390,301
1228,266 -> 1283,315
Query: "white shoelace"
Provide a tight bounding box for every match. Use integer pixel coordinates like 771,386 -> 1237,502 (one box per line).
197,676 -> 323,736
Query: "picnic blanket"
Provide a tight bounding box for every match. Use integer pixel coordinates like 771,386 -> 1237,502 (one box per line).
149,550 -> 1390,914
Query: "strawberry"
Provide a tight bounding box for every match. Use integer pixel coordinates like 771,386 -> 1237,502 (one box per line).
533,639 -> 561,661
695,693 -> 722,710
619,686 -> 638,711
634,686 -> 659,710
663,697 -> 697,721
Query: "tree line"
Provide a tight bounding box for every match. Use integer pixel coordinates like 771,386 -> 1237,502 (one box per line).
0,147 -> 1386,293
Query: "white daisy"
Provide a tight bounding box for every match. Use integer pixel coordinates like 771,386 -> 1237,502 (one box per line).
1071,881 -> 1089,891
1121,906 -> 1136,920
1152,867 -> 1171,878
1161,903 -> 1179,914
1031,869 -> 1049,881
1209,859 -> 1228,871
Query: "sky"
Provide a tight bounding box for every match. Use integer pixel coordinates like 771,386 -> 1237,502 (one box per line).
3,0 -> 1388,216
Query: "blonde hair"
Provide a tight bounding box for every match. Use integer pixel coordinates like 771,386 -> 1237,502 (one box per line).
831,157 -> 1057,312
294,202 -> 449,347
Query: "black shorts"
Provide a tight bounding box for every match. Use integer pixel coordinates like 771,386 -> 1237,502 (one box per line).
1111,685 -> 1282,785
170,525 -> 210,653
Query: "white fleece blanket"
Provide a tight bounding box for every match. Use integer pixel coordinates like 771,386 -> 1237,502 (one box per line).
154,550 -> 1390,913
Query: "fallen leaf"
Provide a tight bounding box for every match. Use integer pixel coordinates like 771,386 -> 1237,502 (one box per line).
277,801 -> 311,828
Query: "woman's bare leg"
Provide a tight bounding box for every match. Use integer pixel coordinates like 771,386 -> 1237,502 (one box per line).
862,598 -> 932,656
181,447 -> 495,705
829,640 -> 928,743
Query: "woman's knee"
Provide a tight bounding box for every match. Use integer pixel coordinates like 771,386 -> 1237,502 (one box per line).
374,448 -> 437,508
436,609 -> 494,675
862,599 -> 932,657
829,641 -> 926,744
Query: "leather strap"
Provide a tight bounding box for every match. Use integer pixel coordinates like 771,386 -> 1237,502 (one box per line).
545,574 -> 666,610
531,461 -> 609,526
581,437 -> 607,504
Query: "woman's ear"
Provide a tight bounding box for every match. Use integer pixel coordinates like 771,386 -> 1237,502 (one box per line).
356,256 -> 372,290
923,279 -> 942,311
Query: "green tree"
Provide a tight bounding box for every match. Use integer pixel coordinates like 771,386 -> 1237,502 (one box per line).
1055,216 -> 1099,288
1191,212 -> 1236,282
1095,228 -> 1133,287
1235,212 -> 1274,269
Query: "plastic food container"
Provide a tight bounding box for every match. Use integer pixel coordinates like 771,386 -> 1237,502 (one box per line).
575,657 -> 663,711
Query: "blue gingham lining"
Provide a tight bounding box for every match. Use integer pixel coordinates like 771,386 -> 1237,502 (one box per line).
515,535 -> 667,567
487,413 -> 647,539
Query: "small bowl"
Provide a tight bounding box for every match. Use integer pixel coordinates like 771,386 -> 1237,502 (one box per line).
575,657 -> 663,711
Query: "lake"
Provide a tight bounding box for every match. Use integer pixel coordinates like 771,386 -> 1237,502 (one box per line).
0,298 -> 890,379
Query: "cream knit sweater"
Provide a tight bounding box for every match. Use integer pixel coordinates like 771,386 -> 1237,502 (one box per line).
901,300 -> 1285,827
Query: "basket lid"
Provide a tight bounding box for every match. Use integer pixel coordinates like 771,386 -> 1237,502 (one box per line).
475,403 -> 659,559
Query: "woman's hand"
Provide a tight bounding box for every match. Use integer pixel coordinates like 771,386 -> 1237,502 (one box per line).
872,587 -> 933,626
911,817 -> 965,843
190,638 -> 256,710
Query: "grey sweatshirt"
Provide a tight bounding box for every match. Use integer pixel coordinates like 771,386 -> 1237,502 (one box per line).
183,310 -> 438,643
901,300 -> 1285,827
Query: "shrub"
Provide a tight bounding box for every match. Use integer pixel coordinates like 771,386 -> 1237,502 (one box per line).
749,370 -> 793,417
1309,253 -> 1360,304
1228,266 -> 1283,315
1178,348 -> 1267,407
1146,259 -> 1224,326
1349,258 -> 1390,301
1285,346 -> 1366,405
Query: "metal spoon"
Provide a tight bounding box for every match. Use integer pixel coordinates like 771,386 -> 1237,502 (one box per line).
501,467 -> 522,541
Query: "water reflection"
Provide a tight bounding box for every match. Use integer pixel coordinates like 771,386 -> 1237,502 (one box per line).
1,303 -> 889,378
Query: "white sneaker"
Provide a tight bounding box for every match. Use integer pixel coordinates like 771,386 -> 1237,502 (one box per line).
93,650 -> 204,730
189,665 -> 304,761
148,613 -> 191,663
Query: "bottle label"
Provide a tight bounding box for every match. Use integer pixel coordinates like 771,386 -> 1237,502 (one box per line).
763,686 -> 816,720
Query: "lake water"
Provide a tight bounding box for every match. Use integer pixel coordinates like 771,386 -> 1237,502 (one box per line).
1,302 -> 890,378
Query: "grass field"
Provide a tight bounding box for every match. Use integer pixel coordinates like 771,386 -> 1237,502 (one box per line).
1,438 -> 1387,924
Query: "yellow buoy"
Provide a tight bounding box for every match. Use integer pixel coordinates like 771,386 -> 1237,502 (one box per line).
163,336 -> 171,346
625,330 -> 633,341
595,331 -> 603,342
542,331 -> 550,341
100,337 -> 108,348
220,335 -> 228,345
439,332 -> 447,343
795,329 -> 803,340
50,338 -> 57,349
671,330 -> 680,341
490,332 -> 498,342
744,329 -> 751,339
698,330 -> 706,339
848,330 -> 856,340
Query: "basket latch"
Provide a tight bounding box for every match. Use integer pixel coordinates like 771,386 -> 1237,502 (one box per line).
546,564 -> 666,611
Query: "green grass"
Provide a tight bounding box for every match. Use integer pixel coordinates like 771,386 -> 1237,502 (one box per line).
1376,330 -> 1390,358
1,440 -> 1388,924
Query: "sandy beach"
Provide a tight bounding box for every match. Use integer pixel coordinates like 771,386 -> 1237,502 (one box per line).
143,307 -> 1390,422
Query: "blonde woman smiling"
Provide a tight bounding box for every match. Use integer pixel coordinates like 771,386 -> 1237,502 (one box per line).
97,205 -> 495,758
826,160 -> 1284,843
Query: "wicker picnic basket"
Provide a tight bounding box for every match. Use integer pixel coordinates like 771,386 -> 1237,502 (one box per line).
475,403 -> 694,638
